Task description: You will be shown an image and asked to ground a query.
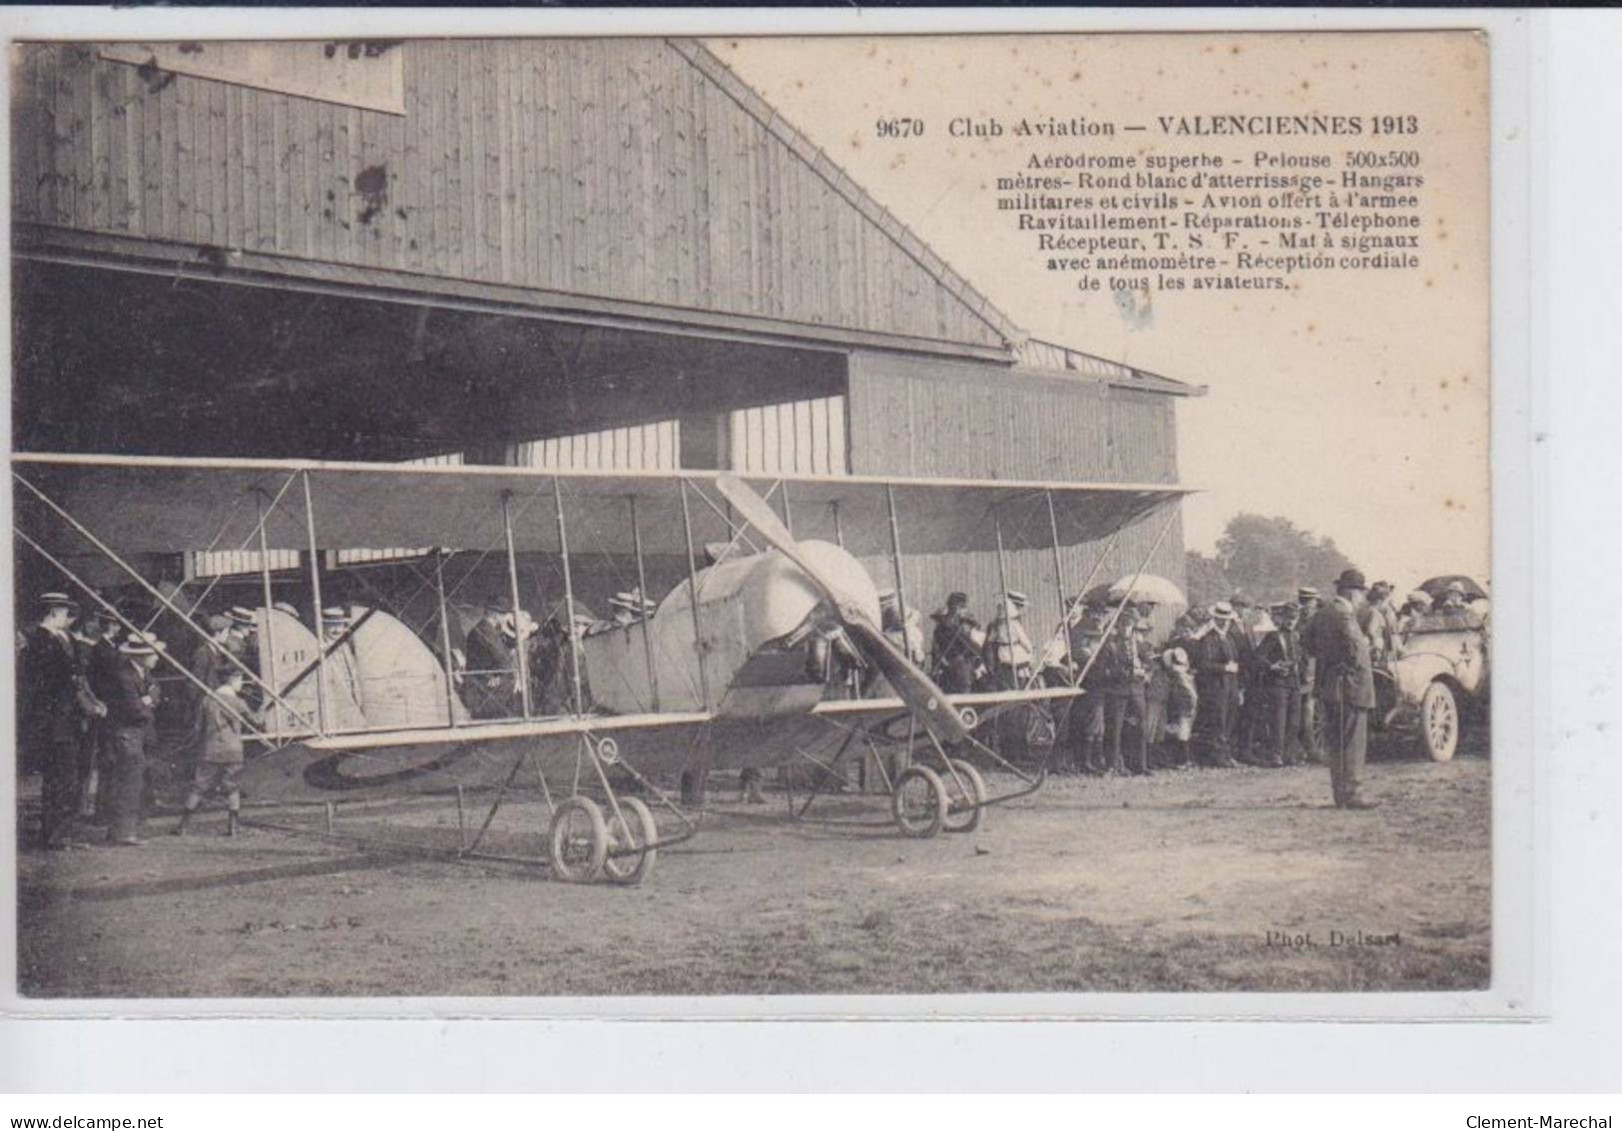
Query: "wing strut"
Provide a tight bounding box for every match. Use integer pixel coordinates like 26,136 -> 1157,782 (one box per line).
1023,517 -> 1124,694
501,490 -> 534,719
992,509 -> 1016,669
432,549 -> 462,727
551,477 -> 585,718
627,494 -> 661,712
1068,508 -> 1180,692
254,488 -> 283,743
300,470 -> 331,735
677,479 -> 711,711
1043,490 -> 1070,666
883,483 -> 911,650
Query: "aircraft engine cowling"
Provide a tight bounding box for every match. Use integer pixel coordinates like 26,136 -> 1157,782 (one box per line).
738,540 -> 881,653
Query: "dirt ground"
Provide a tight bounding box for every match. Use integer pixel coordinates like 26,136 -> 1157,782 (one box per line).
16,737 -> 1490,998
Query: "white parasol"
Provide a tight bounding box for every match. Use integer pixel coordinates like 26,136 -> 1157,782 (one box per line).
1106,573 -> 1188,606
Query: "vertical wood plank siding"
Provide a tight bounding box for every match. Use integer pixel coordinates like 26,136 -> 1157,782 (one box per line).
845,350 -> 1187,641
12,40 -> 1006,352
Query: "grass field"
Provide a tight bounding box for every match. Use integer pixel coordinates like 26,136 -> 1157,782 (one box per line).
17,743 -> 1490,998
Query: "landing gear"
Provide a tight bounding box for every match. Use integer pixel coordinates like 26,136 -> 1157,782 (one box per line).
940,759 -> 987,834
891,765 -> 948,838
603,796 -> 659,886
547,795 -> 609,883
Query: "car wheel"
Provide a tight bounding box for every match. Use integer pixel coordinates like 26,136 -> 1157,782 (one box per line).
1420,680 -> 1459,763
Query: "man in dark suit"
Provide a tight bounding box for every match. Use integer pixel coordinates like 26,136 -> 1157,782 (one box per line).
1192,603 -> 1242,767
84,610 -> 125,819
1303,569 -> 1378,809
1061,600 -> 1107,774
462,599 -> 517,719
929,592 -> 981,695
1227,593 -> 1263,761
1096,604 -> 1154,775
1256,602 -> 1304,767
19,592 -> 89,848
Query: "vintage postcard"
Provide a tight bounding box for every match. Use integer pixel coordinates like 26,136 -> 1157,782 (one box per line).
6,21 -> 1509,1012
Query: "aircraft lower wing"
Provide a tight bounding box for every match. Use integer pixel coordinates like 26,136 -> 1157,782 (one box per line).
812,684 -> 1081,717
236,712 -> 711,804
236,685 -> 1080,806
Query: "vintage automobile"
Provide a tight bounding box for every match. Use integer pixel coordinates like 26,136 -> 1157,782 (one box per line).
1376,605 -> 1490,762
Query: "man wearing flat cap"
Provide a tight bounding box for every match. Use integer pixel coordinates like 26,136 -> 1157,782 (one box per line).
1303,568 -> 1378,809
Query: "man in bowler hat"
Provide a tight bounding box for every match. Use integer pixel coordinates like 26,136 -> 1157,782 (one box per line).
1302,569 -> 1378,809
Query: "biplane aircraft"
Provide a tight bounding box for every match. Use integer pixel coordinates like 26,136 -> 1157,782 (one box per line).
13,452 -> 1185,885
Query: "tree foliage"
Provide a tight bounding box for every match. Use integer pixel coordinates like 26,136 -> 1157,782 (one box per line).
1183,550 -> 1233,609
1187,513 -> 1360,607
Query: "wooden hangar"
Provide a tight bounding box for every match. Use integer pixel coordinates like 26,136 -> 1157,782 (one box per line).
11,37 -> 1201,645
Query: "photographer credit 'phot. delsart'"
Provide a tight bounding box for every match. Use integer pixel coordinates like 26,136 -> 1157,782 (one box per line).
8,28 -> 1493,1005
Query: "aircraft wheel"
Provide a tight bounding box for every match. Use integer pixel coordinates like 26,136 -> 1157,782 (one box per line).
941,759 -> 987,834
603,796 -> 658,886
892,766 -> 948,839
548,796 -> 608,883
1421,681 -> 1459,763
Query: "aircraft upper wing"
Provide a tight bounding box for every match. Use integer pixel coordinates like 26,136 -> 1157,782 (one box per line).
13,451 -> 1191,560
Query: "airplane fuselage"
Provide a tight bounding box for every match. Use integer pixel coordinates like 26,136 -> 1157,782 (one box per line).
581,539 -> 882,718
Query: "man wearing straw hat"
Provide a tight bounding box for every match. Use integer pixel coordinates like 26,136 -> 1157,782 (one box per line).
103,631 -> 167,845
1192,603 -> 1243,768
607,589 -> 657,630
1303,569 -> 1379,809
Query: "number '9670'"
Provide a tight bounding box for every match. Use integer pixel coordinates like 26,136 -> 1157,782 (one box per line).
874,117 -> 926,139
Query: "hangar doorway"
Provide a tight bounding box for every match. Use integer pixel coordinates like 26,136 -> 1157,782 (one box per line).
12,259 -> 851,473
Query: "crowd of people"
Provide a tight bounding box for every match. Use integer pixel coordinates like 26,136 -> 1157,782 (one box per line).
13,578 -> 678,847
919,571 -> 1476,809
17,567 -> 1476,846
15,591 -> 282,849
